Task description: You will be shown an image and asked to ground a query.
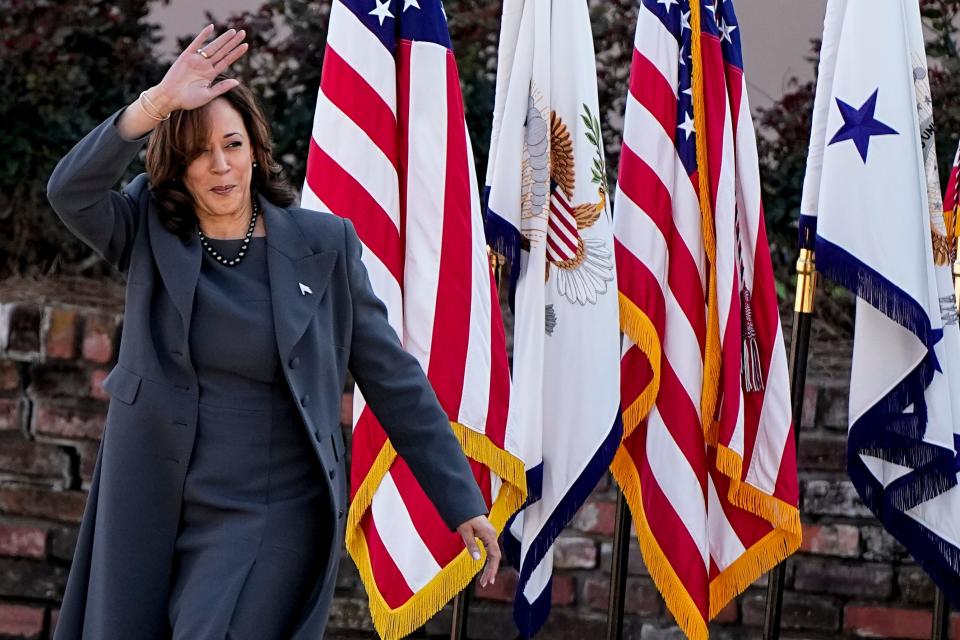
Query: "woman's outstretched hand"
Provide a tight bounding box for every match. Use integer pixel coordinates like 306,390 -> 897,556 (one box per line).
155,24 -> 248,112
456,515 -> 501,588
116,25 -> 248,140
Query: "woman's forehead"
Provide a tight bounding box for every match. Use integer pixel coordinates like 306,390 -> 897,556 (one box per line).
202,99 -> 247,136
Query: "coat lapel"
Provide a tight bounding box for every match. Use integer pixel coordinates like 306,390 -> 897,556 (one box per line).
263,198 -> 338,360
148,201 -> 201,335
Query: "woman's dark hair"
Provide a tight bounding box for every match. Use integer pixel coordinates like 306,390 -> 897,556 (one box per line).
145,78 -> 296,240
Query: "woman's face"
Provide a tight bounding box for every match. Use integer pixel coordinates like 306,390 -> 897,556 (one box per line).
182,98 -> 255,220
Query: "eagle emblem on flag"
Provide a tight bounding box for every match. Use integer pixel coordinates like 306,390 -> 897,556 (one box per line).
520,92 -> 614,306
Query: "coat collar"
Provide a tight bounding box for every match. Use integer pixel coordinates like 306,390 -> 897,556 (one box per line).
261,196 -> 338,361
148,200 -> 201,334
147,193 -> 337,359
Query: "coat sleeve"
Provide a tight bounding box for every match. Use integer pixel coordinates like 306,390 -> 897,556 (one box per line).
342,218 -> 488,531
46,110 -> 151,272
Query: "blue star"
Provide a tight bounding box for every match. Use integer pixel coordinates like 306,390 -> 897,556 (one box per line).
828,89 -> 898,163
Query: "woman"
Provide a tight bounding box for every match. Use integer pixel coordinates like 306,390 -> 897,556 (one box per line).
47,25 -> 500,640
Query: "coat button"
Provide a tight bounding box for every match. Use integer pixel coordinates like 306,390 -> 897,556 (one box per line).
301,394 -> 311,407
329,468 -> 336,479
289,356 -> 300,369
338,509 -> 344,519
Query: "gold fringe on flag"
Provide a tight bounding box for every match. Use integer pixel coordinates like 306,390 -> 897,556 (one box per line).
611,448 -> 710,640
619,292 -> 662,439
711,444 -> 802,616
689,0 -> 723,445
346,423 -> 527,640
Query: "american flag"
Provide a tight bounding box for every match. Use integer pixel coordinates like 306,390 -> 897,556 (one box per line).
302,1 -> 526,637
611,0 -> 800,637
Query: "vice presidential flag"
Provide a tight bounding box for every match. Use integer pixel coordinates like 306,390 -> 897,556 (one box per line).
302,1 -> 526,637
611,0 -> 799,637
484,0 -> 621,635
801,0 -> 960,605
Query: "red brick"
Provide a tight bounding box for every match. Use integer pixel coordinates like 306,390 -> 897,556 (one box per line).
800,384 -> 818,429
742,591 -> 839,631
582,576 -> 660,616
5,305 -> 42,359
551,574 -> 576,606
76,440 -> 100,484
554,536 -> 597,570
0,399 -> 20,432
89,369 -> 109,402
0,438 -> 71,479
572,500 -> 616,536
0,362 -> 18,392
33,402 -> 105,440
0,488 -> 87,524
800,523 -> 859,557
340,392 -> 352,427
803,480 -> 873,518
0,524 -> 47,559
43,307 -> 78,360
474,566 -> 518,603
794,559 -> 893,599
797,435 -> 846,472
81,315 -> 116,364
843,605 -> 931,639
0,603 -> 43,639
49,608 -> 59,638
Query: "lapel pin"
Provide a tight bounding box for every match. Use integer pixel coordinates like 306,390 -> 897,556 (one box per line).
299,282 -> 313,296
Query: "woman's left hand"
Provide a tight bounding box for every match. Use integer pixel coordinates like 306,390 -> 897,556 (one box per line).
456,515 -> 501,588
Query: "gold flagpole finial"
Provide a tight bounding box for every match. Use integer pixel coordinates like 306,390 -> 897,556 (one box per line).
795,248 -> 817,314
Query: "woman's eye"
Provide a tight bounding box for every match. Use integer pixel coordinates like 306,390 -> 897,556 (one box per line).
227,141 -> 242,149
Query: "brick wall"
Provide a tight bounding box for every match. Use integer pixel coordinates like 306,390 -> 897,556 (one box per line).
0,277 -> 956,640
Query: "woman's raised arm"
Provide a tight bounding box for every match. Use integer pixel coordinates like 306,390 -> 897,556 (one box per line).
117,25 -> 248,140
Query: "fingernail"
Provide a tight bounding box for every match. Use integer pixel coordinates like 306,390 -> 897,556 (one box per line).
471,551 -> 481,561
491,576 -> 496,584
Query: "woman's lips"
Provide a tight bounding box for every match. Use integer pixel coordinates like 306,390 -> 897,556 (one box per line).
210,185 -> 235,195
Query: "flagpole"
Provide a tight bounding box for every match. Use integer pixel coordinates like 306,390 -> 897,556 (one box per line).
449,579 -> 473,640
606,491 -> 632,640
763,241 -> 817,640
931,589 -> 949,640
449,247 -> 505,640
939,258 -> 960,640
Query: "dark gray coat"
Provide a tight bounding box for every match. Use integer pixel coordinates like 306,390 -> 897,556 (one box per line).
46,113 -> 487,639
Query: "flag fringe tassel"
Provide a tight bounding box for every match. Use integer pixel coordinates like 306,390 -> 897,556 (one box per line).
689,0 -> 723,443
345,422 -> 526,640
613,446 -> 802,634
715,444 -> 803,536
816,236 -> 939,350
619,292 -> 662,438
710,445 -> 802,616
611,448 -> 710,640
708,527 -> 800,618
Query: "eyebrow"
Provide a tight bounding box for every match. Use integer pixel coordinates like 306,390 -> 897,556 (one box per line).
223,132 -> 243,139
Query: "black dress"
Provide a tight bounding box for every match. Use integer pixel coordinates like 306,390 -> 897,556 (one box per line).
167,236 -> 331,639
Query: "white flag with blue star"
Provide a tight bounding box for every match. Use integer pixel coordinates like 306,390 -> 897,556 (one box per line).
801,0 -> 960,604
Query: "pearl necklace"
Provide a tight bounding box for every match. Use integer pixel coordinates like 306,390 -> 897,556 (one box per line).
197,200 -> 259,267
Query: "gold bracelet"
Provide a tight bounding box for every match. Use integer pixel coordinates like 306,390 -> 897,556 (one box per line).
138,90 -> 171,122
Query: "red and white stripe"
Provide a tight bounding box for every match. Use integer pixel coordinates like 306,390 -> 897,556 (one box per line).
612,2 -> 798,638
302,1 -> 522,636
